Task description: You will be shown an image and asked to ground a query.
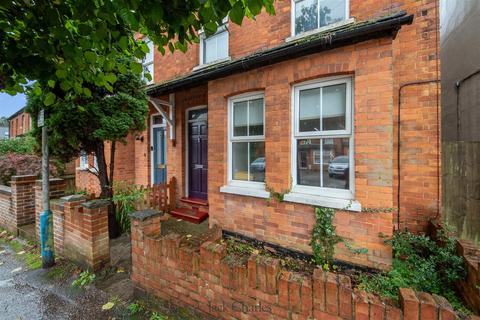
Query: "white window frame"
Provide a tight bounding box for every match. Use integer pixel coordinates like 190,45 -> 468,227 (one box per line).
79,151 -> 89,170
142,38 -> 154,84
290,0 -> 351,39
289,76 -> 355,201
226,92 -> 267,191
198,21 -> 230,67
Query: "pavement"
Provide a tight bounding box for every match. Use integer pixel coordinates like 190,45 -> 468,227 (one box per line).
0,243 -> 114,320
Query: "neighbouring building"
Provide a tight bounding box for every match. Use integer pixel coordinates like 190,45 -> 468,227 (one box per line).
440,0 -> 480,245
8,107 -> 31,138
77,0 -> 441,270
0,126 -> 8,139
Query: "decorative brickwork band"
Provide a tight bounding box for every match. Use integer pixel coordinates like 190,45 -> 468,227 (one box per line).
130,211 -> 464,320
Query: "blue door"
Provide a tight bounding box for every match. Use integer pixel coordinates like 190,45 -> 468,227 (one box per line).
153,127 -> 166,184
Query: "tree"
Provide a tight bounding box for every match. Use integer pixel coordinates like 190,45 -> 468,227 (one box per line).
26,57 -> 148,237
0,0 -> 276,102
0,117 -> 8,127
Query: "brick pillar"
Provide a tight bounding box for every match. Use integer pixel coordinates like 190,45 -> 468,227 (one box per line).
51,195 -> 86,256
0,186 -> 13,232
34,178 -> 66,239
10,175 -> 37,233
129,209 -> 164,292
82,199 -> 110,270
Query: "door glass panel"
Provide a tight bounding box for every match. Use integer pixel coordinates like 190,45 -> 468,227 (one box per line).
323,138 -> 349,189
189,109 -> 208,121
297,138 -> 321,187
295,0 -> 318,35
152,115 -> 163,125
249,142 -> 265,182
233,101 -> 248,136
232,142 -> 248,181
322,84 -> 346,130
299,88 -> 320,132
248,98 -> 264,136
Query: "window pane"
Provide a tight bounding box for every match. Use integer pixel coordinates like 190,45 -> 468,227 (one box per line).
216,30 -> 229,60
152,115 -> 163,125
249,98 -> 264,136
144,41 -> 154,63
324,138 -> 349,189
232,142 -> 248,181
297,139 -> 321,187
249,142 -> 265,182
299,88 -> 320,132
204,37 -> 217,64
322,84 -> 346,130
233,101 -> 248,136
295,0 -> 318,35
319,0 -> 346,28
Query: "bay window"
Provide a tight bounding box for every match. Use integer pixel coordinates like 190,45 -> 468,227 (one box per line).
292,0 -> 349,36
228,93 -> 265,186
292,77 -> 353,200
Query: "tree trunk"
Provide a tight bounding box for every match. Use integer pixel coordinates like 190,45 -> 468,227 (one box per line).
95,142 -> 120,238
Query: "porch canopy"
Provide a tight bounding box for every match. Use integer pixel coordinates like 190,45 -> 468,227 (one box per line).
145,11 -> 413,97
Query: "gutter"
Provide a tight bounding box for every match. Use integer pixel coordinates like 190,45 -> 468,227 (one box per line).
147,11 -> 413,96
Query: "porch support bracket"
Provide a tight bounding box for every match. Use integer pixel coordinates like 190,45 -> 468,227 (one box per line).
148,95 -> 176,143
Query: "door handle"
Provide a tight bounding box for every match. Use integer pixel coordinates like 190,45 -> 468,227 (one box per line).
194,164 -> 203,169
158,164 -> 166,169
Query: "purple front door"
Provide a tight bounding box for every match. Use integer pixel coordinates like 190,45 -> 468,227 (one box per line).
188,109 -> 208,200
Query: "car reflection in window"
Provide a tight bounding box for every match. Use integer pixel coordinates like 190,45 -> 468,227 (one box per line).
250,157 -> 265,182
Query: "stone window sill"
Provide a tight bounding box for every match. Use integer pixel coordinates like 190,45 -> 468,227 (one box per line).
283,192 -> 361,212
220,185 -> 270,199
193,57 -> 232,72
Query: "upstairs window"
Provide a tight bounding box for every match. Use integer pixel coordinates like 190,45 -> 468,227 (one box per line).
142,39 -> 154,83
200,25 -> 229,65
79,151 -> 89,170
293,0 -> 348,36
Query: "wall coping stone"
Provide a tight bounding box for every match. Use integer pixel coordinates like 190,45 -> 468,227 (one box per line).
82,199 -> 110,209
129,209 -> 164,221
11,174 -> 37,184
61,195 -> 86,202
0,185 -> 12,195
35,178 -> 65,186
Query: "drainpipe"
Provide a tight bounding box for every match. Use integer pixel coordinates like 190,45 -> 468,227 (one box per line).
397,80 -> 440,230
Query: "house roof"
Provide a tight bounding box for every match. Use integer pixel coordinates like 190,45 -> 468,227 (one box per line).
7,107 -> 26,120
146,11 -> 413,97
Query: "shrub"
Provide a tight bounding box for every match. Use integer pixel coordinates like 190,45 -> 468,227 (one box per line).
0,153 -> 59,185
112,181 -> 146,234
310,207 -> 341,269
358,230 -> 468,312
0,135 -> 36,155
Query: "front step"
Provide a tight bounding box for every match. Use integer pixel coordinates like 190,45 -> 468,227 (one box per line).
180,197 -> 208,207
170,207 -> 208,224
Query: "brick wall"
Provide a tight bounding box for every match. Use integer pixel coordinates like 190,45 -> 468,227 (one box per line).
130,212 -> 460,320
8,111 -> 31,138
52,197 -> 110,271
10,175 -> 37,227
0,185 -> 13,232
208,39 -> 395,269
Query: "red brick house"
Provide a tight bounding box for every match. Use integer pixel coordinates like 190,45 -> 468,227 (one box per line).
8,107 -> 31,138
77,0 -> 441,270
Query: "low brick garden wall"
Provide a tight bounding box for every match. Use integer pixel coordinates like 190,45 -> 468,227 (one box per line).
130,210 -> 462,320
49,196 -> 110,271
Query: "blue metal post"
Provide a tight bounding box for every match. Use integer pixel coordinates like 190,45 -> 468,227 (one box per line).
40,118 -> 54,268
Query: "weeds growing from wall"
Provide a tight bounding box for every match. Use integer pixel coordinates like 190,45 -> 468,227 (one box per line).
357,229 -> 470,314
112,182 -> 146,234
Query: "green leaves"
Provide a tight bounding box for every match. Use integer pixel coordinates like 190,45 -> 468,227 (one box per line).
229,1 -> 246,25
43,92 -> 56,106
130,62 -> 143,74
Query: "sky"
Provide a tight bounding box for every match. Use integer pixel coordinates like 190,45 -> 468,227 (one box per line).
0,92 -> 26,118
